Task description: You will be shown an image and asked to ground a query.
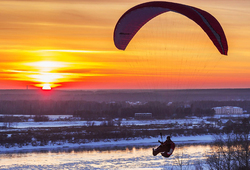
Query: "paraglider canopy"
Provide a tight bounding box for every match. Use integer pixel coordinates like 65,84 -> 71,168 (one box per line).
114,1 -> 228,55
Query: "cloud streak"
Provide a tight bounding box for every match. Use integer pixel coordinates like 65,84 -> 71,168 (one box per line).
0,0 -> 250,89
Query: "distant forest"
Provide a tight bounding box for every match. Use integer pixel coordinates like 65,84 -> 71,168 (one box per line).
0,100 -> 249,119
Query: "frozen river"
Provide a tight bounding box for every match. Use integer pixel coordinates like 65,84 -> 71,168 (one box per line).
0,115 -> 226,169
0,144 -> 211,170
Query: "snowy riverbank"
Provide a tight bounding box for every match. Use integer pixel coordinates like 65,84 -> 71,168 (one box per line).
0,135 -> 214,154
2,114 -> 246,154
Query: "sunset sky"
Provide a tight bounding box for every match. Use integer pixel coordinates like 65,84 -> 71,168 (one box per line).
0,0 -> 249,90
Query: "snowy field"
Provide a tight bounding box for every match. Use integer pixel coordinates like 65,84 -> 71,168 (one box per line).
0,114 -> 247,153
1,114 -> 249,129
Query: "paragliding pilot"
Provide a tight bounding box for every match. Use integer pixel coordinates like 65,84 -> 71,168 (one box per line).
153,135 -> 175,157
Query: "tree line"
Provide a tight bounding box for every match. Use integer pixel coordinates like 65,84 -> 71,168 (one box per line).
74,101 -> 215,119
0,100 -> 249,119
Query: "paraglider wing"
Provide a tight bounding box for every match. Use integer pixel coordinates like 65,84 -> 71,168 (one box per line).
114,1 -> 228,55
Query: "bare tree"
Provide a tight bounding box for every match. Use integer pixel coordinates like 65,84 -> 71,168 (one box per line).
173,150 -> 191,170
207,118 -> 250,170
233,118 -> 250,169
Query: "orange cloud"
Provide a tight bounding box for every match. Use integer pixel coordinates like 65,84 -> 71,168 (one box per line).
0,0 -> 249,89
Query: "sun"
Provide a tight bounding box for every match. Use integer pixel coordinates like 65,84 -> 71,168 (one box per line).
42,84 -> 51,90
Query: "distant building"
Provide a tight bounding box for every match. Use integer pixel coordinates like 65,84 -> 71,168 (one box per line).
135,113 -> 152,119
212,106 -> 243,115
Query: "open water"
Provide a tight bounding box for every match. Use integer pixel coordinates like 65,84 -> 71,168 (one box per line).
0,144 -> 211,170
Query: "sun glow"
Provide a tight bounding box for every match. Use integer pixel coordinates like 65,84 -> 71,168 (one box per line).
26,61 -> 67,72
42,84 -> 51,90
24,61 -> 70,88
30,73 -> 63,88
1,56 -> 111,89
